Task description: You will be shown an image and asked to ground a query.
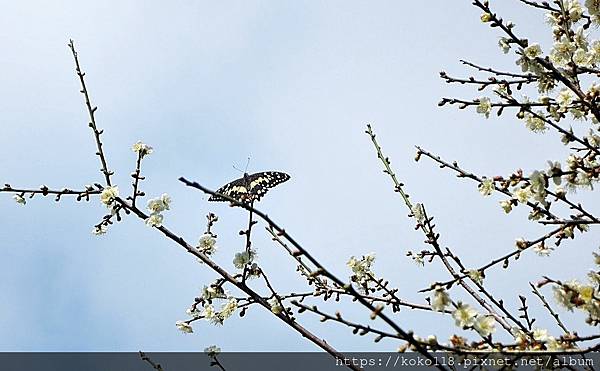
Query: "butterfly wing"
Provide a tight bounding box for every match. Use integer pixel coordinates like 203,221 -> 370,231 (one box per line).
209,171 -> 290,203
209,176 -> 249,202
246,171 -> 290,201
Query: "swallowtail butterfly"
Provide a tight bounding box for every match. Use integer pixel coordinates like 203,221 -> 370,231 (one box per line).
209,171 -> 290,203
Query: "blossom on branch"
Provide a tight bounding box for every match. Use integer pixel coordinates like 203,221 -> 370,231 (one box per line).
175,321 -> 193,333
100,186 -> 119,206
452,302 -> 478,328
12,194 -> 26,205
132,141 -> 154,157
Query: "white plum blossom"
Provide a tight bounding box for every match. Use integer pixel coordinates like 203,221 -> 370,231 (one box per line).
591,40 -> 600,64
498,37 -> 511,54
586,0 -> 600,22
525,113 -> 547,133
203,304 -> 216,320
546,337 -> 564,351
233,249 -> 256,269
473,315 -> 496,337
553,283 -> 576,311
533,243 -> 553,256
478,178 -> 494,196
100,186 -> 119,206
198,233 -> 217,254
132,141 -> 153,157
452,302 -> 478,328
347,254 -> 375,280
203,299 -> 243,325
268,297 -> 283,315
566,0 -> 584,22
431,288 -> 451,312
524,43 -> 542,59
467,269 -> 484,284
147,194 -> 171,213
550,37 -> 576,67
476,97 -> 492,118
556,89 -> 574,111
523,44 -> 542,59
219,298 -> 238,320
533,328 -> 550,342
529,170 -> 547,202
499,200 -> 513,214
512,328 -> 528,345
514,186 -> 532,203
587,129 -> 600,147
412,203 -> 425,222
145,213 -> 164,228
12,194 -> 26,205
175,321 -> 193,333
573,48 -> 592,66
145,194 -> 171,228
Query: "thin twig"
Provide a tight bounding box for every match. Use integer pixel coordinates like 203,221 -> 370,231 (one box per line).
68,40 -> 113,186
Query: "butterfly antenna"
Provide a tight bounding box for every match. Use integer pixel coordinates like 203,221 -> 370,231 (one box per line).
232,164 -> 244,174
244,156 -> 251,173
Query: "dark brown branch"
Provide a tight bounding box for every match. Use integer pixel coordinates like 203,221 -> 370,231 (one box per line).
366,125 -> 517,336
115,196 -> 362,371
68,40 -> 113,186
177,177 -> 443,369
530,283 -> 571,335
460,59 -> 535,78
415,146 -> 561,222
1,184 -> 100,202
130,151 -> 145,207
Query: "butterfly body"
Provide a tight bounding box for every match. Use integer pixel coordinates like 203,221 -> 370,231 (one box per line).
209,171 -> 290,203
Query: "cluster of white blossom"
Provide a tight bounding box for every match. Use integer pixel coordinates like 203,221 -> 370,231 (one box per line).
268,296 -> 284,315
202,298 -> 239,325
178,296 -> 239,333
480,158 -> 597,226
175,320 -> 193,333
100,186 -> 119,207
347,253 -> 376,290
201,284 -> 227,301
474,0 -> 600,206
197,233 -> 218,256
553,251 -> 600,325
93,185 -> 121,235
512,327 -> 568,350
431,288 -> 496,337
233,249 -> 257,270
132,141 -> 153,157
145,193 -> 171,228
452,302 -> 496,337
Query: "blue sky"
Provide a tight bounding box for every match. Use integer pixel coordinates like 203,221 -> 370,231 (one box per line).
1,1 -> 598,352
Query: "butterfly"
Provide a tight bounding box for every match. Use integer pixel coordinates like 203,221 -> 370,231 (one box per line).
209,171 -> 290,203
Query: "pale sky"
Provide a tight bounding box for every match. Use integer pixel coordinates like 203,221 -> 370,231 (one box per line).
0,1 -> 597,352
